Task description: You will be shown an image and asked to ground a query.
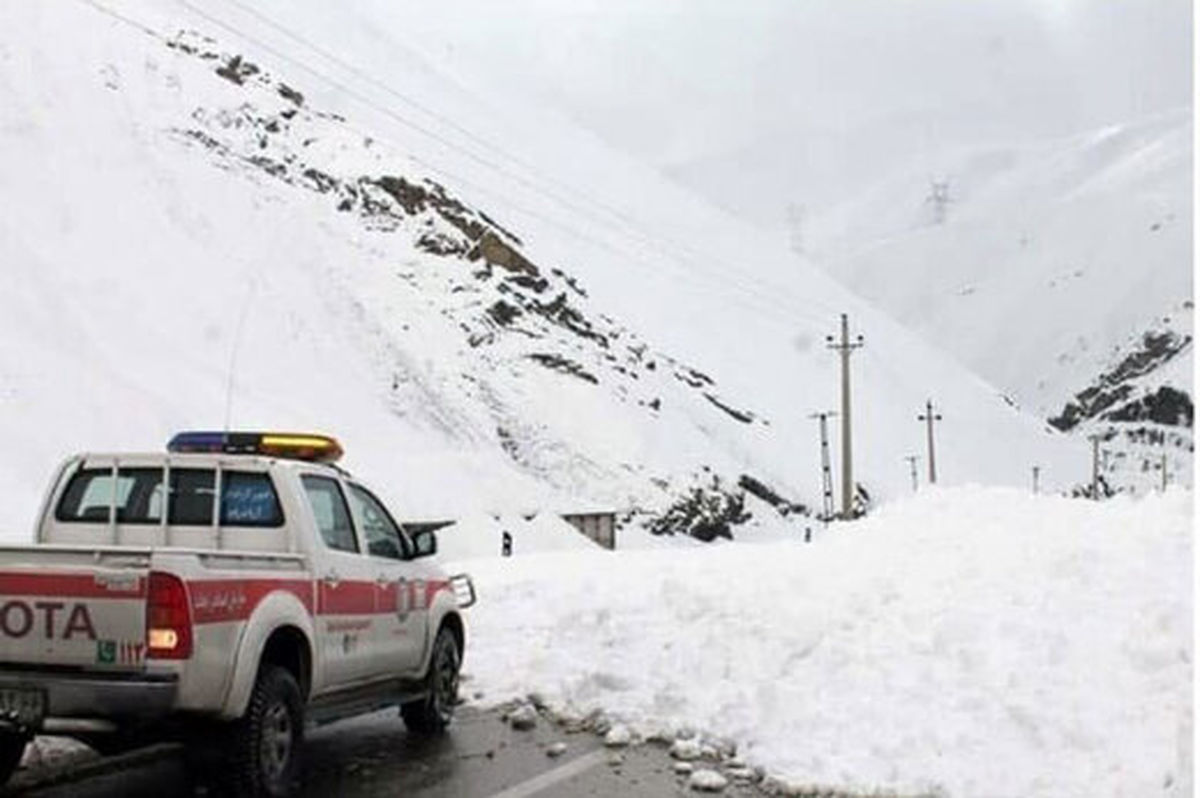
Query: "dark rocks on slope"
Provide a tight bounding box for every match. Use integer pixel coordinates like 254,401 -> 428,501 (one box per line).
1049,329 -> 1191,431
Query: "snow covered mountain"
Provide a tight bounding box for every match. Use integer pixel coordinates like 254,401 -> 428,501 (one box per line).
807,110 -> 1191,410
807,110 -> 1193,491
0,0 -> 1084,539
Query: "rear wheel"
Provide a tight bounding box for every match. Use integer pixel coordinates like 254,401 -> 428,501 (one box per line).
401,626 -> 460,735
221,665 -> 304,798
0,732 -> 27,787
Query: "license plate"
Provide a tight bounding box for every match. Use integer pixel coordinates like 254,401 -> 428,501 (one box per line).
0,688 -> 45,729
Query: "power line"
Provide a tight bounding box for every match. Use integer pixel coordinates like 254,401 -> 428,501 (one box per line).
214,0 -> 674,239
84,0 -> 843,337
213,0 -> 854,323
172,0 -> 844,326
173,1 -> 724,278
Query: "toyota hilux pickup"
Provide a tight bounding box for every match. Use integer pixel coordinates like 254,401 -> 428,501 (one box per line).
0,431 -> 474,797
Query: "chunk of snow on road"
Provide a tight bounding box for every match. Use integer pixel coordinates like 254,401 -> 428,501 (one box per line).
670,738 -> 704,761
688,768 -> 729,792
604,724 -> 633,747
506,704 -> 538,731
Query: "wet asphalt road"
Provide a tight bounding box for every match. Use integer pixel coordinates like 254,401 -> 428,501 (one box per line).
7,707 -> 765,798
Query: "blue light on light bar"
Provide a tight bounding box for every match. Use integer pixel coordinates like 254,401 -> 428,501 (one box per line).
167,431 -> 343,462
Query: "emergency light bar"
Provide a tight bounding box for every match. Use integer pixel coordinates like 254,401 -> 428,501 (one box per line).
167,431 -> 344,463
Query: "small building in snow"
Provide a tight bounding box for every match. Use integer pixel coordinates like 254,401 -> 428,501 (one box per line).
560,511 -> 616,550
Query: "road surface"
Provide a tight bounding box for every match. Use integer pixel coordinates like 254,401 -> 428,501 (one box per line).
4,707 -> 765,797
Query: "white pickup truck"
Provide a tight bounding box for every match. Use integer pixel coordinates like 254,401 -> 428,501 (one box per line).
0,431 -> 474,797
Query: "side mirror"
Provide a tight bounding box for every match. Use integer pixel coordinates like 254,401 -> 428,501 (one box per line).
412,530 -> 438,558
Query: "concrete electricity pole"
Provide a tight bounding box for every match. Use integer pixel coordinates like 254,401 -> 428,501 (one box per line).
1088,434 -> 1102,500
917,400 -> 942,484
1032,465 -> 1040,495
1160,453 -> 1169,492
827,314 -> 864,519
905,455 -> 920,492
809,411 -> 838,524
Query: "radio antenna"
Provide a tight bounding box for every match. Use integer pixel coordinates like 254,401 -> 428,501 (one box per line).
223,278 -> 258,432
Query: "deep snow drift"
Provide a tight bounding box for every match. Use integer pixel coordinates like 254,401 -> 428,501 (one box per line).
449,487 -> 1193,798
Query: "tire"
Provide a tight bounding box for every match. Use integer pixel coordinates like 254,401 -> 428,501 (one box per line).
222,665 -> 305,798
401,626 -> 461,735
0,732 -> 27,787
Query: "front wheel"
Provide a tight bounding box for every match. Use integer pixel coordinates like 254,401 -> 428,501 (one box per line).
0,732 -> 27,787
222,666 -> 304,798
401,626 -> 460,734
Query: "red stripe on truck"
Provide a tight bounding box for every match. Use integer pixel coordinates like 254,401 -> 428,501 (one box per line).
0,574 -> 452,627
0,572 -> 145,599
317,580 -> 375,615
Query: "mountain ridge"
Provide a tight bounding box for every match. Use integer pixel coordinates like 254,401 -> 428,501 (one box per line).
0,0 -> 1085,537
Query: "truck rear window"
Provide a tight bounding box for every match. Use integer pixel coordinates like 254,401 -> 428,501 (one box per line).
56,468 -> 164,524
56,467 -> 283,527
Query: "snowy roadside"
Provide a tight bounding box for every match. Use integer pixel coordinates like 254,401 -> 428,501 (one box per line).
450,486 -> 1193,797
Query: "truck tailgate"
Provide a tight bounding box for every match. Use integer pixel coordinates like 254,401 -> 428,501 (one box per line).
0,546 -> 151,671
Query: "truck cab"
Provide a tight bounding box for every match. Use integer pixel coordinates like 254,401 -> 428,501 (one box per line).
0,431 -> 474,797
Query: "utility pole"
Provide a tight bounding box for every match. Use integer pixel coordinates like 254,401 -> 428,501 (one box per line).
917,400 -> 942,484
905,455 -> 920,492
827,314 -> 864,519
809,411 -> 837,524
1088,434 -> 1102,500
1032,465 -> 1040,495
1160,453 -> 1169,492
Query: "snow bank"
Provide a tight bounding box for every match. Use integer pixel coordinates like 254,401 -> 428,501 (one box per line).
452,487 -> 1193,797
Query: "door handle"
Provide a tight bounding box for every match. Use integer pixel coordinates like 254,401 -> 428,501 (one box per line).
321,571 -> 341,589
375,574 -> 393,586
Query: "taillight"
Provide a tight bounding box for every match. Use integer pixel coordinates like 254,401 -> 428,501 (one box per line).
146,572 -> 193,660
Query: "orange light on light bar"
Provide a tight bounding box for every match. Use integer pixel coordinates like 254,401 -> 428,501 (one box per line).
258,434 -> 344,463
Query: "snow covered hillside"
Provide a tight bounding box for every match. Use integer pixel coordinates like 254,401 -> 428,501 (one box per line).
807,110 -> 1192,424
453,486 -> 1193,798
0,0 -> 1085,540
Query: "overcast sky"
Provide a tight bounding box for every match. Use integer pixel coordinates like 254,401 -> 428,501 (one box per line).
396,0 -> 1190,165
252,0 -> 1191,227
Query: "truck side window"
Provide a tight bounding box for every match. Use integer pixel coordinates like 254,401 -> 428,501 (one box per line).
347,484 -> 408,560
301,475 -> 358,553
169,469 -> 215,526
57,467 -> 163,524
221,471 -> 284,527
